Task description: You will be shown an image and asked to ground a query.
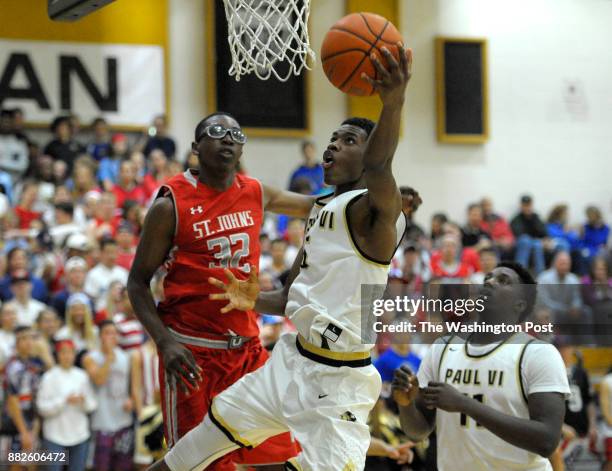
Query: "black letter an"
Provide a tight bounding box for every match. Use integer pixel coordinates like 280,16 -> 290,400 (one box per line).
0,53 -> 51,109
60,55 -> 118,112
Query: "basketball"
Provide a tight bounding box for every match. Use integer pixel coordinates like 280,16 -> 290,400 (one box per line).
321,12 -> 404,96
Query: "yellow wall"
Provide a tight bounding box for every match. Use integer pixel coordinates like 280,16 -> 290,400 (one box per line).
0,0 -> 169,126
0,0 -> 167,45
346,0 -> 400,121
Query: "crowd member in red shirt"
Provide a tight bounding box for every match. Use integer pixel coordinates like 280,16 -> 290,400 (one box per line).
12,180 -> 41,230
430,234 -> 474,280
112,159 -> 147,209
128,112 -> 315,469
90,192 -> 121,240
480,197 -> 515,254
116,221 -> 137,270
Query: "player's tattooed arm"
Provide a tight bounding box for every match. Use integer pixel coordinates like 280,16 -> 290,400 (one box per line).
359,43 -> 413,222
262,183 -> 315,218
209,247 -> 304,316
423,382 -> 565,457
128,197 -> 202,393
393,365 -> 436,441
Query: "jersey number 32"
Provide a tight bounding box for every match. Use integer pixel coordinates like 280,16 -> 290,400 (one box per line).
206,233 -> 251,272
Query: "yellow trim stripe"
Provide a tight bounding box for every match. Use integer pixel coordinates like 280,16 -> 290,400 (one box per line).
297,334 -> 370,362
286,458 -> 303,471
209,401 -> 253,448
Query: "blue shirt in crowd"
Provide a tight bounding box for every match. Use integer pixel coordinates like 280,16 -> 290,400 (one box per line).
374,347 -> 422,383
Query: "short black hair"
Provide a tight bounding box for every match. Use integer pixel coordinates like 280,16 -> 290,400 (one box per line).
50,115 -> 71,133
194,112 -> 238,141
100,237 -> 117,250
497,261 -> 537,321
98,319 -> 116,332
91,117 -> 107,127
55,201 -> 74,216
15,325 -> 33,336
467,203 -> 481,212
478,247 -> 498,257
341,117 -> 376,138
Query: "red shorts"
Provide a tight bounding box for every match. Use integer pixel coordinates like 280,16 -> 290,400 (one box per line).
606,437 -> 612,462
159,337 -> 298,470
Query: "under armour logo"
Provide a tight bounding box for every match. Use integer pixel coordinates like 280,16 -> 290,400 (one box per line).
190,206 -> 203,215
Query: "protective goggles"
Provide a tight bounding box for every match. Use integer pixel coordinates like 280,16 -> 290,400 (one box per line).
196,124 -> 247,144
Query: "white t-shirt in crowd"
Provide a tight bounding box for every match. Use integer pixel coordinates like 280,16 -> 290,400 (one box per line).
0,329 -> 15,363
37,365 -> 98,446
84,263 -> 128,301
7,298 -> 47,327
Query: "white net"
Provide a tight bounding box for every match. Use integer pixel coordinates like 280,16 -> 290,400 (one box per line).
222,0 -> 315,81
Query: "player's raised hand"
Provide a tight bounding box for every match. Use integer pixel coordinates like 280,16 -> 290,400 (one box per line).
361,42 -> 412,106
392,365 -> 420,406
209,268 -> 260,313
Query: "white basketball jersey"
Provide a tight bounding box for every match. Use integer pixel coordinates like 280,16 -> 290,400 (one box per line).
434,334 -> 552,471
286,189 -> 406,353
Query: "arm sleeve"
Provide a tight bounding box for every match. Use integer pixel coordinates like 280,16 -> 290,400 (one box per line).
36,373 -> 66,417
416,341 -> 443,386
82,375 -> 98,413
521,343 -> 571,397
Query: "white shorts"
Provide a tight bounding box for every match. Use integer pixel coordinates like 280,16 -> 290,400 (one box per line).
210,332 -> 382,471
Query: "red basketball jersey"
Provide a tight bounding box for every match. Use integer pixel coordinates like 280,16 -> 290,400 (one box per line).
157,169 -> 263,338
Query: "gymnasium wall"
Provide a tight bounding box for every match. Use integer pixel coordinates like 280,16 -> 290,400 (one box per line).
171,0 -> 612,228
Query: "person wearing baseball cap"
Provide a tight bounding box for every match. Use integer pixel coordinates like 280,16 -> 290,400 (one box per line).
50,257 -> 93,320
510,194 -> 548,274
6,270 -> 47,327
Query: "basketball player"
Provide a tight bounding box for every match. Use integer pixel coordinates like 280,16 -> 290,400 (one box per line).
148,43 -> 415,471
392,262 -> 571,470
128,112 -> 318,469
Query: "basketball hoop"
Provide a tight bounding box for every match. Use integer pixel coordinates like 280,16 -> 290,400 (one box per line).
222,0 -> 315,81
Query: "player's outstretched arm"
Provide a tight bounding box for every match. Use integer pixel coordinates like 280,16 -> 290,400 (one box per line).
393,365 -> 436,441
262,183 -> 315,218
422,382 -> 565,457
360,44 -> 413,222
127,197 -> 202,393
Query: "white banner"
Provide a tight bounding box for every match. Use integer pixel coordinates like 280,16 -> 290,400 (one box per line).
0,39 -> 165,127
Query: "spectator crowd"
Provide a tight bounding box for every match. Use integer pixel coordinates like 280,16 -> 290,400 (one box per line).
0,108 -> 610,470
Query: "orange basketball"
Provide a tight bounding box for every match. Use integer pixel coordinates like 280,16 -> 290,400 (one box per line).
321,12 -> 404,96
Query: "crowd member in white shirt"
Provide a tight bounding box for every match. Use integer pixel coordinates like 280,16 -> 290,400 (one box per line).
0,302 -> 17,365
83,320 -> 140,471
36,339 -> 97,471
48,202 -> 84,249
5,270 -> 46,327
84,238 -> 128,302
54,293 -> 99,364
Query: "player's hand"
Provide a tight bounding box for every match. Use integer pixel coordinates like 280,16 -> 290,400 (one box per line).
209,269 -> 260,313
422,382 -> 467,413
362,42 -> 412,106
392,365 -> 420,406
159,337 -> 203,395
386,441 -> 414,464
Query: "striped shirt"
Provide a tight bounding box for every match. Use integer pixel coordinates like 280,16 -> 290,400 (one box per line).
113,313 -> 145,351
